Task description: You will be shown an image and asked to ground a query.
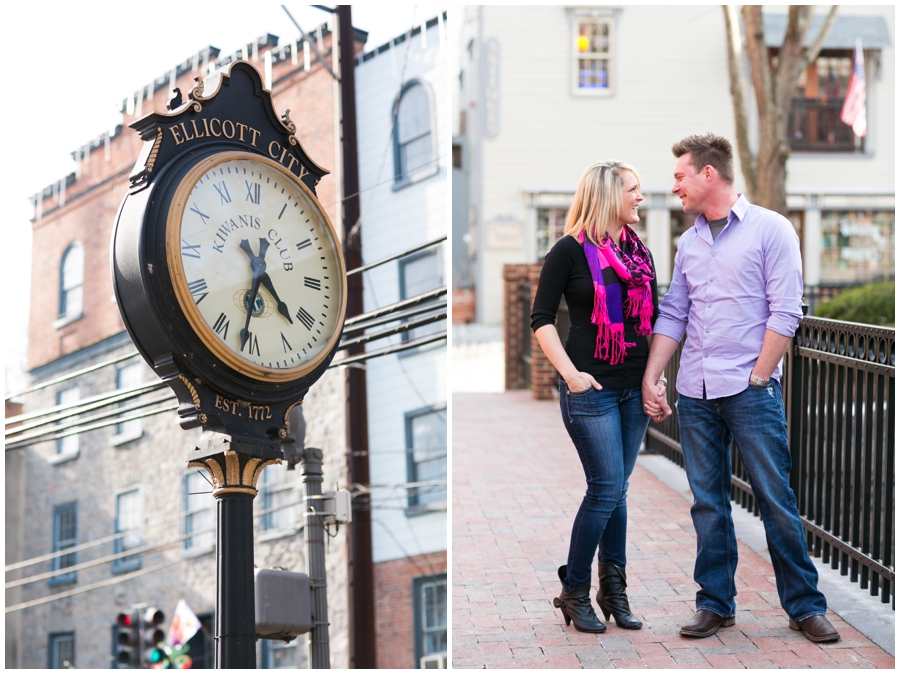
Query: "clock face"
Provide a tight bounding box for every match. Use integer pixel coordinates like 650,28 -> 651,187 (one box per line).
166,152 -> 346,382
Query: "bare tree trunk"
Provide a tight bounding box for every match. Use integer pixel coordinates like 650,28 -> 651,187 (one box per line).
729,5 -> 840,215
723,5 -> 757,202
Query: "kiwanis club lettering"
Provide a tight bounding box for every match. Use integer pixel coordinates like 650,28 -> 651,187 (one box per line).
167,118 -> 309,177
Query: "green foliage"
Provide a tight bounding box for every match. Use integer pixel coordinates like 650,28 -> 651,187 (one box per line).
814,281 -> 895,326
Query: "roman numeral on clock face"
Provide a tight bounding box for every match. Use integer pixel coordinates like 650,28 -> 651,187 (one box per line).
245,180 -> 260,205
213,312 -> 230,339
281,332 -> 292,353
242,331 -> 260,356
182,240 -> 202,259
304,277 -> 321,291
188,203 -> 210,225
296,238 -> 312,251
213,181 -> 231,204
295,306 -> 314,330
187,278 -> 208,304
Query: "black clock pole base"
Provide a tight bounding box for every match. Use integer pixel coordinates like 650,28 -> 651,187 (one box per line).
216,492 -> 256,669
187,432 -> 284,669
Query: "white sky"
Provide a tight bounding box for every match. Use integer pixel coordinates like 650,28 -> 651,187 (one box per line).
3,4 -> 445,394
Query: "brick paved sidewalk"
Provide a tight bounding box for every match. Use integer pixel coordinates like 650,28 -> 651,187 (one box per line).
452,391 -> 894,669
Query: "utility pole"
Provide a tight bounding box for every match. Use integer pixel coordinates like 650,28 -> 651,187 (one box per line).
336,5 -> 376,669
300,446 -> 331,668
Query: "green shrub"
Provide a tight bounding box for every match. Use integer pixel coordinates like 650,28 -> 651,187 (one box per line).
814,281 -> 895,326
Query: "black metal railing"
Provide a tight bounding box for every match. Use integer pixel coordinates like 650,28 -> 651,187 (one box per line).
645,317 -> 895,607
788,97 -> 863,153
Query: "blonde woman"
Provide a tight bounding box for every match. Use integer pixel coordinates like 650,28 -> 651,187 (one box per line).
531,162 -> 664,633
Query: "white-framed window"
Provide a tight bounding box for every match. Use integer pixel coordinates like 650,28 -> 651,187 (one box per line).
56,386 -> 80,456
49,632 -> 76,669
183,471 -> 215,553
571,13 -> 615,95
536,208 -> 569,260
414,575 -> 447,667
50,502 -> 77,585
114,361 -> 143,442
114,488 -> 142,572
260,638 -> 302,668
59,242 -> 84,320
820,210 -> 895,283
399,248 -> 445,343
393,80 -> 439,188
258,464 -> 296,533
405,406 -> 447,512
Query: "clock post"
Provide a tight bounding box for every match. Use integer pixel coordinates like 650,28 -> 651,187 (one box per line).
111,62 -> 347,668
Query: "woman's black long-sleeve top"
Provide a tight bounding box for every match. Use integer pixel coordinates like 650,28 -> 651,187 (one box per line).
530,235 -> 659,389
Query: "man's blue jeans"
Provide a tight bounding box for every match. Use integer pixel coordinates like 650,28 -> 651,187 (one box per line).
676,381 -> 827,621
559,381 -> 649,588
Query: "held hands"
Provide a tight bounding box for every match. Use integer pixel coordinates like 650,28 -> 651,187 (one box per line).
565,371 -> 603,394
642,379 -> 672,423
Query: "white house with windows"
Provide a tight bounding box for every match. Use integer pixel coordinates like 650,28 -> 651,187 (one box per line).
456,5 -> 894,325
355,12 -> 448,669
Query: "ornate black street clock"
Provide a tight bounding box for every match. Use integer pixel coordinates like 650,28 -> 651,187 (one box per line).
111,61 -> 346,668
113,61 -> 346,444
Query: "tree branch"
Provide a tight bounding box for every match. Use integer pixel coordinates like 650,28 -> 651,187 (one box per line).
742,6 -> 774,122
722,5 -> 757,200
800,5 -> 840,72
774,5 -> 813,110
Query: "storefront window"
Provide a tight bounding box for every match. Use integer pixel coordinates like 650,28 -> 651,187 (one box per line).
820,210 -> 894,283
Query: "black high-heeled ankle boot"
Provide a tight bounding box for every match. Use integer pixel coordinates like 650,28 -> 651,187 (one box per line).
596,564 -> 642,629
552,565 -> 606,633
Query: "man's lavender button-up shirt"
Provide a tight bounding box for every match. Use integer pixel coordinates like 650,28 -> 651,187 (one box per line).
654,194 -> 803,399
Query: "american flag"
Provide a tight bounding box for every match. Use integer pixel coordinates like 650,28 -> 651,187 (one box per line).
840,38 -> 866,138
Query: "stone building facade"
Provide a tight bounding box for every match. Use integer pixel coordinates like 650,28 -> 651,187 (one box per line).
10,26 -> 366,670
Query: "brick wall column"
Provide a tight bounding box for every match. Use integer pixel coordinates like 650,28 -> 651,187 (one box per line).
502,265 -> 530,390
528,264 -> 558,399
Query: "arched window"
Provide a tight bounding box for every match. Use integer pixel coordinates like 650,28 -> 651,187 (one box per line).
393,81 -> 438,188
59,242 -> 84,319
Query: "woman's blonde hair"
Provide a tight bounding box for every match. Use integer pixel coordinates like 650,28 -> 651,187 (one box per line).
564,161 -> 642,245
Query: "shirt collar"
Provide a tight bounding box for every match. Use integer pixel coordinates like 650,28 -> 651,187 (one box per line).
695,193 -> 749,228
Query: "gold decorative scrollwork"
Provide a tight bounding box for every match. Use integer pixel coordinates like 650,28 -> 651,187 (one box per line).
191,76 -> 206,100
146,128 -> 163,174
189,451 -> 281,497
283,399 -> 304,426
179,375 -> 201,409
280,109 -> 297,134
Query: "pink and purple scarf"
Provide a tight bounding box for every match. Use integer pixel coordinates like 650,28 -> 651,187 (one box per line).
579,227 -> 655,365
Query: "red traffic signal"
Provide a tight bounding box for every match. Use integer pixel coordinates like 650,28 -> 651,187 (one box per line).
115,611 -> 140,668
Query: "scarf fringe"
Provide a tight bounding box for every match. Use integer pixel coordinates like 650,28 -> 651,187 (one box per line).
592,284 -> 636,365
625,285 -> 654,336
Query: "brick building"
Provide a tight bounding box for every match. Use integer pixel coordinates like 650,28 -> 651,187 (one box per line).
8,25 -> 366,669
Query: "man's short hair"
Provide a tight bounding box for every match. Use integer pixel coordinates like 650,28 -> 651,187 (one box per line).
671,133 -> 735,184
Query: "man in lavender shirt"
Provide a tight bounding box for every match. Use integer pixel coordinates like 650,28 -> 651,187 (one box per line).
642,134 -> 839,643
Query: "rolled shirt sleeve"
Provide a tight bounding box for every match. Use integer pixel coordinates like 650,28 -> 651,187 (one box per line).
653,236 -> 692,343
763,216 -> 804,338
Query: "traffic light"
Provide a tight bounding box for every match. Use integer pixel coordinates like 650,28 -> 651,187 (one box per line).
115,611 -> 140,668
141,607 -> 168,668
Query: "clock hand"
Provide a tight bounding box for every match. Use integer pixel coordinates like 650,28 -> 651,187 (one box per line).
240,275 -> 262,351
238,238 -> 271,351
258,272 -> 294,324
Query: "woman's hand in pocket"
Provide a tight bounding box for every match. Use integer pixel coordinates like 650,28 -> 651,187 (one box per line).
565,372 -> 602,394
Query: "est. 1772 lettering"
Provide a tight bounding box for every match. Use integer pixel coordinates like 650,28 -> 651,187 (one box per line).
214,394 -> 272,421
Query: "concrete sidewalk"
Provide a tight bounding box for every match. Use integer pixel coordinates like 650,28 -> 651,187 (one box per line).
452,391 -> 894,669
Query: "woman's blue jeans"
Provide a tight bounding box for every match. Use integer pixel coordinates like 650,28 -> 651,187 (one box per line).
676,381 -> 827,621
559,381 -> 649,588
